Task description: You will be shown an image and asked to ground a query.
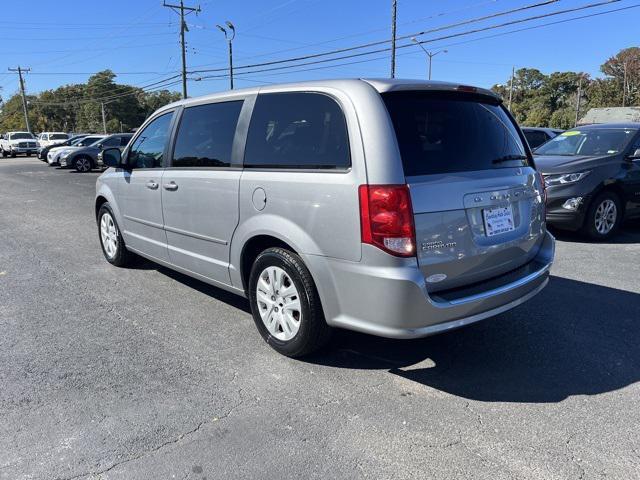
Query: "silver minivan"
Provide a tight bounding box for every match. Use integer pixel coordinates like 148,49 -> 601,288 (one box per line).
96,79 -> 554,357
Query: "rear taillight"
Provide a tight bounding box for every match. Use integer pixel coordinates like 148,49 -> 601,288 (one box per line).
358,184 -> 416,257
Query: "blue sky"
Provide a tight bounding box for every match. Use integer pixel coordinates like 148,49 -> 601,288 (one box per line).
0,0 -> 638,99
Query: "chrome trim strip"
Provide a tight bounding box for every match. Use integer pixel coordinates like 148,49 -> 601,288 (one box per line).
164,225 -> 227,245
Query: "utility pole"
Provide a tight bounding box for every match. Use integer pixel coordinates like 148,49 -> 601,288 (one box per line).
622,62 -> 628,107
163,0 -> 201,99
508,66 -> 515,111
101,102 -> 107,134
216,21 -> 236,90
390,0 -> 397,78
574,75 -> 583,127
8,66 -> 31,132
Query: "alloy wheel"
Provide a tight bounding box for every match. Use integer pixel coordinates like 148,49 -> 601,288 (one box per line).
77,158 -> 91,172
594,199 -> 617,235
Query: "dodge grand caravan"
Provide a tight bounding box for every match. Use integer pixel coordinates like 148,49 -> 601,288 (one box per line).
96,79 -> 554,357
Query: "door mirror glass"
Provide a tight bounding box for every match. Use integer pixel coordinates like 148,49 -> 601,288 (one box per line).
102,148 -> 122,167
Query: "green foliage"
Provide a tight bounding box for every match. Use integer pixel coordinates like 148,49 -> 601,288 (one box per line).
491,47 -> 639,127
0,70 -> 180,133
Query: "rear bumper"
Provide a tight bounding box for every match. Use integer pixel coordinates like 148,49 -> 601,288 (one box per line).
304,231 -> 554,339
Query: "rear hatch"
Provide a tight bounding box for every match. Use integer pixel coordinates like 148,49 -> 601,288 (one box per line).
383,90 -> 546,292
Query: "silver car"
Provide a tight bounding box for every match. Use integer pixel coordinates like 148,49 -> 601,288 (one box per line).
96,79 -> 554,357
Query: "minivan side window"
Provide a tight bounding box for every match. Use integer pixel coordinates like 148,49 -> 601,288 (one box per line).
244,92 -> 350,169
172,101 -> 243,168
127,112 -> 173,169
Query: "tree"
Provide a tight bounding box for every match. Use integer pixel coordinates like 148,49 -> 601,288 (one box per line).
0,70 -> 181,133
601,47 -> 640,106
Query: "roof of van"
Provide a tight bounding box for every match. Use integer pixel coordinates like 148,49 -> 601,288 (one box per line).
158,78 -> 501,112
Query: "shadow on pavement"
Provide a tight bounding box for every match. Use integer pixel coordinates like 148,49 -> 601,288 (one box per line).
306,276 -> 640,403
157,266 -> 251,314
549,218 -> 640,244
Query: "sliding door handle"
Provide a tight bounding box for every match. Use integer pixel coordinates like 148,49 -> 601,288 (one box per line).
163,181 -> 178,191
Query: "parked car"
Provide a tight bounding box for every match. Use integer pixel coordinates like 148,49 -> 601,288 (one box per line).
38,134 -> 87,161
36,132 -> 70,149
522,127 -> 564,149
0,131 -> 38,157
534,123 -> 640,239
47,135 -> 105,166
96,79 -> 554,357
61,134 -> 132,172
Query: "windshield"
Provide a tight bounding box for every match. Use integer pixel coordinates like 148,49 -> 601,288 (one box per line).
50,134 -> 68,140
10,133 -> 35,140
69,136 -> 87,145
535,128 -> 637,156
78,136 -> 103,146
382,91 -> 528,176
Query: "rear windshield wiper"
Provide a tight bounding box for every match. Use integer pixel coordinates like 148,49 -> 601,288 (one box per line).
492,154 -> 528,164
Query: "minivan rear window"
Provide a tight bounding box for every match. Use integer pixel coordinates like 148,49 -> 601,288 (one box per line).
382,92 -> 529,176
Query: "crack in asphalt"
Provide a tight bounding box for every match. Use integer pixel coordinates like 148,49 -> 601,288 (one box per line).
55,390 -> 247,480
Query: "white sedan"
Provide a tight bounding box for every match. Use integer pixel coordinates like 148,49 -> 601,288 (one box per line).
47,135 -> 104,165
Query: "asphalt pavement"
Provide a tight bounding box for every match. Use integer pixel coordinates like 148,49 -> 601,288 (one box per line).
1,157 -> 639,480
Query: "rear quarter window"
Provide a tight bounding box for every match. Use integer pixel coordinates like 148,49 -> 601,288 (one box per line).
244,92 -> 350,169
383,91 -> 529,176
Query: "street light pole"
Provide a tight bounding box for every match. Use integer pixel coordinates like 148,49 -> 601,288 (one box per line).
216,21 -> 236,90
411,38 -> 447,80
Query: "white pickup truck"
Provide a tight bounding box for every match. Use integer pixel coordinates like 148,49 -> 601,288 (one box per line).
1,131 -> 38,157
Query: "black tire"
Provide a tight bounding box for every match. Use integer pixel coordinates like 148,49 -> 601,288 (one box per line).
10,151 -> 16,158
97,203 -> 133,267
248,247 -> 331,357
1,149 -> 6,158
581,191 -> 622,240
74,156 -> 93,172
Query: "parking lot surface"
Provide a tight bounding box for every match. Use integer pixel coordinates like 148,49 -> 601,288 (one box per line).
1,157 -> 639,480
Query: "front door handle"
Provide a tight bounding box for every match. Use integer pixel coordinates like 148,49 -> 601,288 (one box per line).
163,181 -> 178,191
146,181 -> 159,190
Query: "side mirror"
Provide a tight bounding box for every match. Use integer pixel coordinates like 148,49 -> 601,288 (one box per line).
628,148 -> 640,160
102,148 -> 123,168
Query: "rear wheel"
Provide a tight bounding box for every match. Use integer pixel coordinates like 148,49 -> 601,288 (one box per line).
248,247 -> 331,357
582,191 -> 622,240
75,156 -> 92,172
98,203 -> 132,267
10,151 -> 16,158
1,149 -> 6,158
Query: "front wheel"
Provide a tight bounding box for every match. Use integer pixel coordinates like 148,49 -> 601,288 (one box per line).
582,191 -> 622,240
1,149 -> 7,158
98,203 -> 133,267
74,156 -> 92,172
248,247 -> 331,357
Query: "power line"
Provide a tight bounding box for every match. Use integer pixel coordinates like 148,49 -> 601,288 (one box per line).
186,0 -> 503,70
191,0 -> 563,74
195,1 -> 633,82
